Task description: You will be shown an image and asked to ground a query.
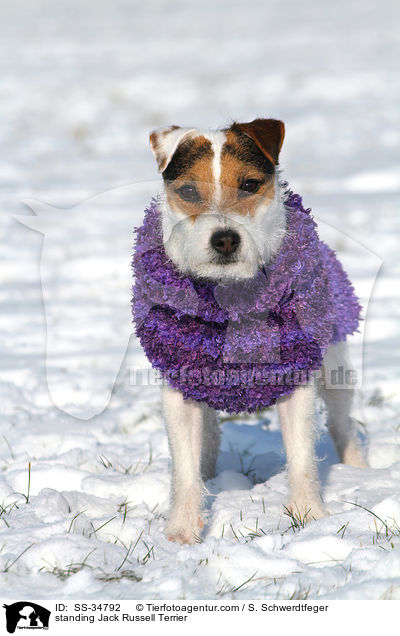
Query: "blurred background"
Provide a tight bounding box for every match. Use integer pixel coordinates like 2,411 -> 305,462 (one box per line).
2,0 -> 399,201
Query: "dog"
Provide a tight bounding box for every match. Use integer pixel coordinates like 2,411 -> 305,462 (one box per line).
146,118 -> 366,544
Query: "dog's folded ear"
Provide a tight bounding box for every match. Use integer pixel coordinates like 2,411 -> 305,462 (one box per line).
234,118 -> 285,165
149,126 -> 196,172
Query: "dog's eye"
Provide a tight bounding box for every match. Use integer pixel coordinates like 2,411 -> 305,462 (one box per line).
239,179 -> 263,195
175,184 -> 200,203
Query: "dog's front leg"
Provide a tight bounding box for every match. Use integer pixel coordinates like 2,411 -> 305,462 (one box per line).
277,383 -> 327,522
162,385 -> 205,544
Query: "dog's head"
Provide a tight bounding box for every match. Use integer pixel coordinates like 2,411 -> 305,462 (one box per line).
149,118 -> 286,281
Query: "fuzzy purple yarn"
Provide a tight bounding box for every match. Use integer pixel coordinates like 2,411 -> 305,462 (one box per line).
131,188 -> 361,413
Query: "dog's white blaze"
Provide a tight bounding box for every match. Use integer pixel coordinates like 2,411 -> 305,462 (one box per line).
201,130 -> 226,207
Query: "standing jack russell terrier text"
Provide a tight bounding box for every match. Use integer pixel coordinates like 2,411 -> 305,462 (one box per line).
133,118 -> 366,544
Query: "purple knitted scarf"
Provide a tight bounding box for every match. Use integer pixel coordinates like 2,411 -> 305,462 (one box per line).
132,189 -> 361,413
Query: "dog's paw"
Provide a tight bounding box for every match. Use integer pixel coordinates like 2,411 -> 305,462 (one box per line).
166,529 -> 198,545
286,500 -> 328,524
166,516 -> 204,545
342,444 -> 367,468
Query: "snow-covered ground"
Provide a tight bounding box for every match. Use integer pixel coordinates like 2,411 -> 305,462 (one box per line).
1,0 -> 400,600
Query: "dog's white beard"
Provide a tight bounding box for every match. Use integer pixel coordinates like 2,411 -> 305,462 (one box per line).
161,182 -> 287,281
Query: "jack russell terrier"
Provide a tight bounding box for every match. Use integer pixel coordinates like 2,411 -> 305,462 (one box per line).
133,118 -> 366,544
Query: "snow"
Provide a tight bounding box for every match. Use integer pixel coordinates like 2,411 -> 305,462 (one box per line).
1,0 -> 400,600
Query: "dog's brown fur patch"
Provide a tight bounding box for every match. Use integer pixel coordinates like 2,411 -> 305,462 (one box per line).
233,119 -> 285,166
163,135 -> 214,221
219,129 -> 275,216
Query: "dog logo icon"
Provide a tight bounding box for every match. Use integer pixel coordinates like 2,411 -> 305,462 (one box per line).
3,602 -> 51,633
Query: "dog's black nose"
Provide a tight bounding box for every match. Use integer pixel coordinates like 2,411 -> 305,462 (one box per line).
210,229 -> 240,256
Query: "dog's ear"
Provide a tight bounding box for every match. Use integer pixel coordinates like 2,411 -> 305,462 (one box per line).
234,118 -> 285,165
149,126 -> 196,172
